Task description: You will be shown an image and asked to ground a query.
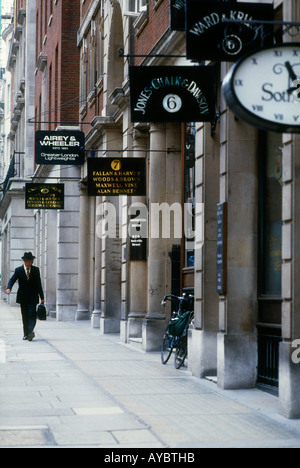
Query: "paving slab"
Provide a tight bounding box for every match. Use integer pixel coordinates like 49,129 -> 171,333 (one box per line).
0,426 -> 55,447
1,300 -> 300,448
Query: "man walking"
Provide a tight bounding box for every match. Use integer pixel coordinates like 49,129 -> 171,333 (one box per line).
5,252 -> 45,341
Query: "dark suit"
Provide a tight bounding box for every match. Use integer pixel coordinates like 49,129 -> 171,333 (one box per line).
7,266 -> 44,337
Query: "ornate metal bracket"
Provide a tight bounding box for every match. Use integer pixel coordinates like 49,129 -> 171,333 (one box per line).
211,109 -> 221,138
222,19 -> 300,40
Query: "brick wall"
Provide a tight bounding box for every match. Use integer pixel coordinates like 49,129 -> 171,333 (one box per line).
134,0 -> 170,65
35,0 -> 80,129
79,4 -> 104,133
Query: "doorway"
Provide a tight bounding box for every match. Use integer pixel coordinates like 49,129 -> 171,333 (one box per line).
257,131 -> 283,394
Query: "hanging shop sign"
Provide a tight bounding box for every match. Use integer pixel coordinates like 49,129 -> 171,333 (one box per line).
130,66 -> 216,123
35,130 -> 85,166
170,0 -> 188,31
186,0 -> 274,62
129,214 -> 147,261
222,43 -> 300,133
170,0 -> 237,32
25,184 -> 64,210
216,202 -> 227,295
88,158 -> 146,196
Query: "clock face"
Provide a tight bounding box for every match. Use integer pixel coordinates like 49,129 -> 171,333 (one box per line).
222,44 -> 300,133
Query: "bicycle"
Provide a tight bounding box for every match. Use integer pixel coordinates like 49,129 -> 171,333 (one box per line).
161,293 -> 194,368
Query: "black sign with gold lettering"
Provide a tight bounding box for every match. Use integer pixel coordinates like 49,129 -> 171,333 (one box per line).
129,214 -> 147,261
25,184 -> 64,210
130,66 -> 216,123
186,1 -> 274,62
88,158 -> 146,196
216,202 -> 227,294
35,130 -> 85,166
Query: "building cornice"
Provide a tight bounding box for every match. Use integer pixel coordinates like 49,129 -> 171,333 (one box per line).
77,0 -> 101,47
17,8 -> 26,26
85,116 -> 122,148
0,179 -> 30,220
36,53 -> 47,72
2,24 -> 13,42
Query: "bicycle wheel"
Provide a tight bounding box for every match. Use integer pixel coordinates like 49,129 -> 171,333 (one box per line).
174,335 -> 187,369
161,332 -> 175,364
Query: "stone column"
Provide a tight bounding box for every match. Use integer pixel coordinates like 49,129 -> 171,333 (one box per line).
279,133 -> 300,418
96,125 -> 123,334
277,0 -> 300,421
91,197 -> 102,328
217,94 -> 258,389
84,121 -> 123,332
189,123 -> 219,378
1,229 -> 8,299
143,124 -> 167,351
143,123 -> 182,351
99,197 -> 122,334
56,166 -> 80,321
127,127 -> 148,341
45,210 -> 57,318
76,185 -> 90,320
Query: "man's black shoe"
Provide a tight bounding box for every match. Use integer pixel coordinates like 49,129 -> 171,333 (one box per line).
28,332 -> 35,342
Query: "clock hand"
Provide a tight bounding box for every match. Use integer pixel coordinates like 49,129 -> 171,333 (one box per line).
285,61 -> 299,94
285,61 -> 297,81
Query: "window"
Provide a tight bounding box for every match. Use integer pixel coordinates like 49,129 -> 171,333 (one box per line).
125,0 -> 147,15
98,20 -> 104,80
44,0 -> 48,34
89,34 -> 97,93
80,39 -> 88,114
259,131 -> 282,297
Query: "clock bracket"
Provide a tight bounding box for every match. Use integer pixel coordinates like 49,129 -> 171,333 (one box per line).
222,18 -> 300,43
211,108 -> 221,138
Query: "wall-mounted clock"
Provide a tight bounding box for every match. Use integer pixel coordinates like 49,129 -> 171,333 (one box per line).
222,43 -> 300,133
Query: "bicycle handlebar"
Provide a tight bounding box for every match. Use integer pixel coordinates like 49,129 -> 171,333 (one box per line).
161,293 -> 194,306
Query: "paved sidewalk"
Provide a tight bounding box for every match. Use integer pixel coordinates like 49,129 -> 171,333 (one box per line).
1,300 -> 300,448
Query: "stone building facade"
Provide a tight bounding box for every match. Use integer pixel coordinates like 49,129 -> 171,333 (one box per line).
33,0 -> 81,320
0,0 -> 81,320
1,0 -> 300,419
69,0 -> 300,419
0,0 -> 37,305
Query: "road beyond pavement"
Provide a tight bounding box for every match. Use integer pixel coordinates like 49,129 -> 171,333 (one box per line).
1,300 -> 300,449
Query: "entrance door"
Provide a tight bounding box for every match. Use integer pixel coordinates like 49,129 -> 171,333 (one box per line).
181,123 -> 195,292
257,131 -> 283,394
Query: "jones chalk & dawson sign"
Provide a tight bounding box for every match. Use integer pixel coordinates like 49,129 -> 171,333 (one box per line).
129,66 -> 216,123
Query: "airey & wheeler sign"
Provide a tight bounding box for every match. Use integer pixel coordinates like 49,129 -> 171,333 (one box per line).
35,130 -> 85,166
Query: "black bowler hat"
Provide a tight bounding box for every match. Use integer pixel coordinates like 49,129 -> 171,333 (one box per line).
22,252 -> 36,261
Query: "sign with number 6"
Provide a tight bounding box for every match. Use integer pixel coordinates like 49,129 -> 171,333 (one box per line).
130,66 -> 216,123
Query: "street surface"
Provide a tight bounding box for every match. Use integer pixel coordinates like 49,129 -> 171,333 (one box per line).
1,300 -> 300,448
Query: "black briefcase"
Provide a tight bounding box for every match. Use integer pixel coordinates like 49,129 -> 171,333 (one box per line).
37,304 -> 47,321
